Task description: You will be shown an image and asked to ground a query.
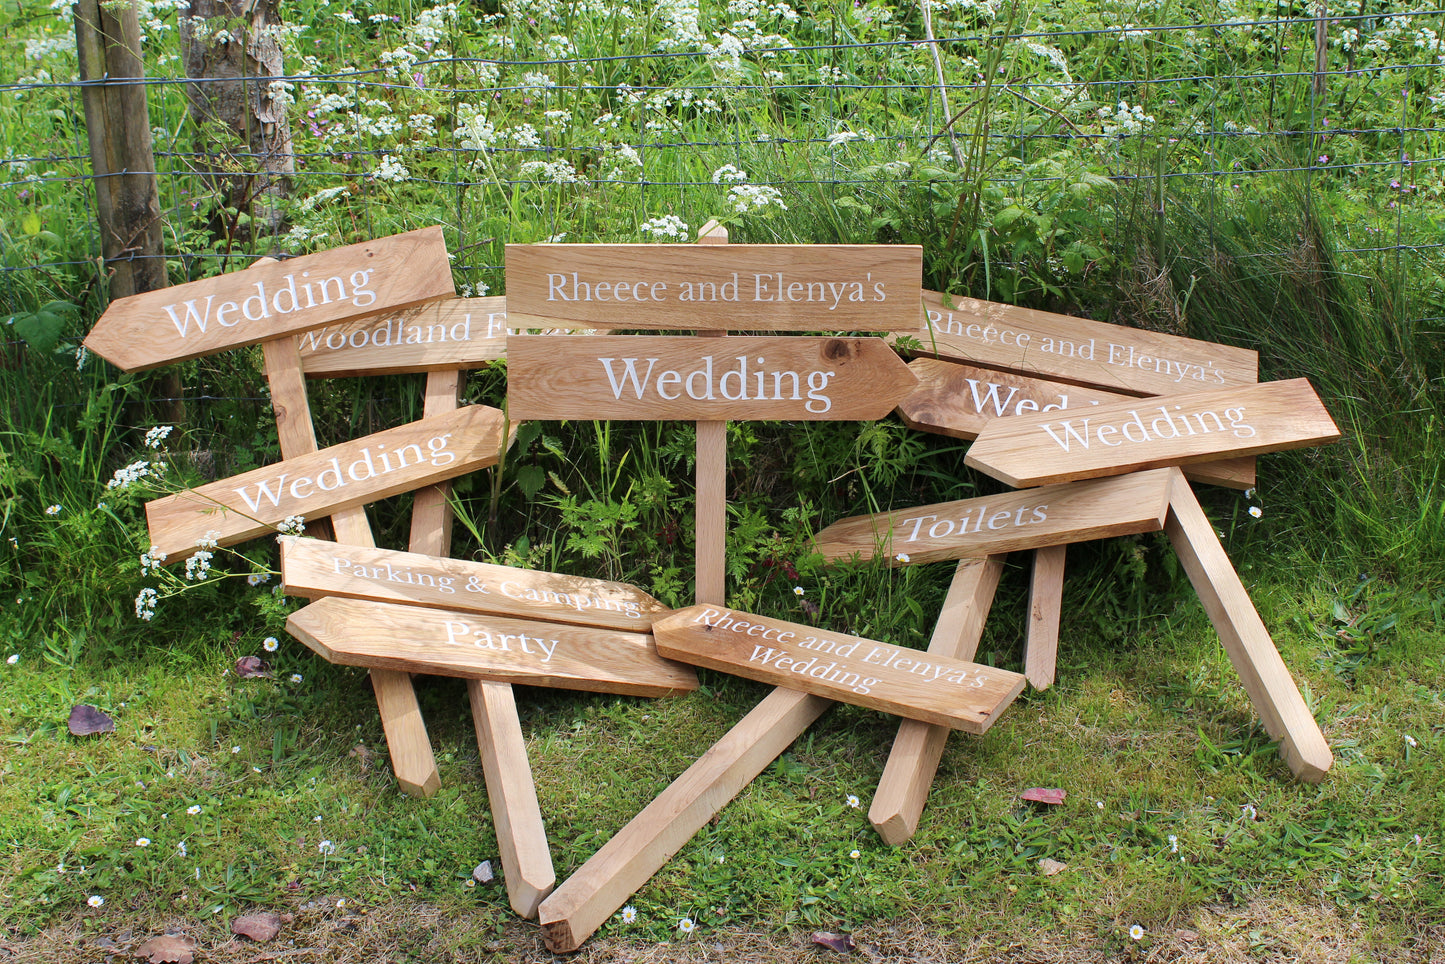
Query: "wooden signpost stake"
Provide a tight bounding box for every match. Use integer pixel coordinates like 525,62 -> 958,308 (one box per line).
258,336 -> 445,799
964,378 -> 1340,488
1024,545 -> 1066,690
695,221 -> 729,607
870,555 -> 1006,844
403,365 -> 555,919
1162,468 -> 1332,781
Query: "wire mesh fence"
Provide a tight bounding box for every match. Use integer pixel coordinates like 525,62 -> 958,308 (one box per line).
3,1 -> 1443,332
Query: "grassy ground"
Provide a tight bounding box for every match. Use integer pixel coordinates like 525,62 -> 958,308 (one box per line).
3,0 -> 1444,957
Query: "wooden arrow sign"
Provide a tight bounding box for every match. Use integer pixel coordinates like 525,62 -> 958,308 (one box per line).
902,290 -> 1259,396
287,596 -> 698,698
84,227 -> 454,371
279,536 -> 669,632
297,295 -> 508,377
899,357 -> 1256,489
653,605 -> 1024,733
964,378 -> 1340,488
505,243 -> 923,332
507,335 -> 919,421
145,405 -> 511,562
812,469 -> 1173,565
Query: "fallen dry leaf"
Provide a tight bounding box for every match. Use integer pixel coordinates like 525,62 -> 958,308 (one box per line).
812,931 -> 855,953
232,911 -> 282,942
68,705 -> 115,736
1039,858 -> 1068,876
1175,928 -> 1200,942
1020,787 -> 1066,805
133,934 -> 195,964
235,656 -> 270,679
472,861 -> 493,884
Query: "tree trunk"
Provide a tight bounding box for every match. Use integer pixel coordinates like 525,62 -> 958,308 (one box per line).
180,0 -> 294,238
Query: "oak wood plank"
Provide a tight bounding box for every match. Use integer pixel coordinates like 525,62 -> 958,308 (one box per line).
286,596 -> 699,697
1024,545 -> 1066,690
298,297 -> 507,377
901,289 -> 1259,396
85,227 -> 454,371
279,536 -> 669,631
870,556 -> 1006,845
408,370 -> 463,556
507,335 -> 918,421
654,605 -> 1025,733
813,469 -> 1173,566
145,405 -> 511,562
964,378 -> 1340,488
505,242 -> 924,332
1163,469 -> 1332,781
898,357 -> 1255,489
537,687 -> 831,953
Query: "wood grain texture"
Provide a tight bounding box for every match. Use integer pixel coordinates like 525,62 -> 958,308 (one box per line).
813,469 -> 1172,566
505,243 -> 924,332
538,687 -> 831,953
262,333 -> 434,797
469,678 -> 555,917
1163,469 -> 1332,782
898,357 -> 1255,489
85,227 -> 453,371
1024,545 -> 1066,690
280,536 -> 669,631
146,404 -> 511,561
506,335 -> 918,421
287,596 -> 699,697
654,605 -> 1025,733
965,378 -> 1340,488
694,222 -> 729,607
869,556 -> 1006,845
899,289 -> 1259,396
298,296 -> 507,377
407,370 -> 463,556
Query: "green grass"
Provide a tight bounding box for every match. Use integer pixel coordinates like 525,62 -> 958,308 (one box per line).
3,0 -> 1445,957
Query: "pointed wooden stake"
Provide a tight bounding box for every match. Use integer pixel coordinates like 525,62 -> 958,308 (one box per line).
1163,468 -> 1332,781
260,336 -> 444,799
695,220 -> 729,607
1024,545 -> 1066,690
537,688 -> 831,953
869,556 -> 1006,845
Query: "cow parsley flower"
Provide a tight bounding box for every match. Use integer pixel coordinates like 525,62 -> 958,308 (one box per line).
711,163 -> 749,184
640,215 -> 690,240
144,425 -> 174,449
134,588 -> 158,621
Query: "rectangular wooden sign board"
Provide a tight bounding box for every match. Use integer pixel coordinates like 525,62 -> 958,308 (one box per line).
653,605 -> 1025,733
899,357 -> 1256,489
812,468 -> 1173,565
898,290 -> 1259,397
298,296 -> 507,377
288,596 -> 698,698
507,335 -> 919,421
504,244 -> 924,332
84,227 -> 454,372
146,405 -> 511,562
964,378 -> 1340,488
279,535 -> 668,632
